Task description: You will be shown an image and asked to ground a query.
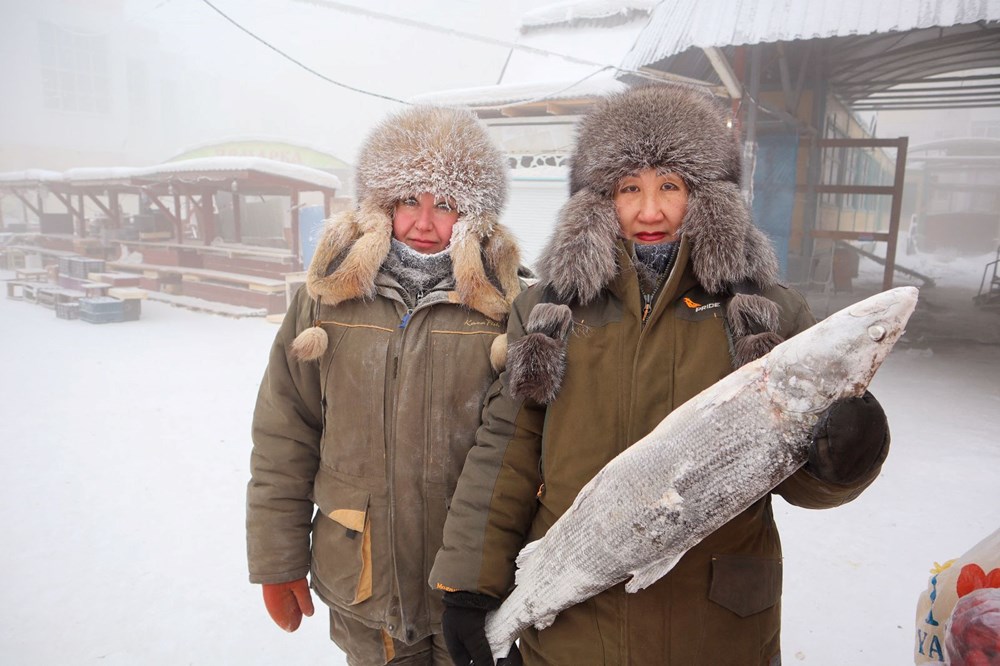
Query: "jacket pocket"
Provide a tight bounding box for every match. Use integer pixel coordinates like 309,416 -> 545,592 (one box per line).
708,554 -> 782,618
312,469 -> 373,606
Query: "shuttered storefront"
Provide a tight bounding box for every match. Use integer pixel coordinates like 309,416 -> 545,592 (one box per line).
500,175 -> 569,271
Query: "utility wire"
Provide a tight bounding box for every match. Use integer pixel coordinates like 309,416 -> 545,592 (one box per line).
199,0 -> 713,108
199,0 -> 410,105
293,0 -> 627,72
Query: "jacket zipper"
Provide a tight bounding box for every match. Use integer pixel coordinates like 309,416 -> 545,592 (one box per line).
398,291 -> 422,331
640,270 -> 669,326
386,287 -> 430,636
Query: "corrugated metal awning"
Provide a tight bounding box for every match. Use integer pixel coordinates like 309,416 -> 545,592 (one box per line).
620,0 -> 1000,110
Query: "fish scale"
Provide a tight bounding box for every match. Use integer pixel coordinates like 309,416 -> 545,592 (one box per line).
485,287 -> 919,659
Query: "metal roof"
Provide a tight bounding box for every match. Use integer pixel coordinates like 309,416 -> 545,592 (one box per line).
620,0 -> 1000,110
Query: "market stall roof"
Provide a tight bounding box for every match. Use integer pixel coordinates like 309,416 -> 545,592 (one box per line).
620,0 -> 1000,110
0,157 -> 341,196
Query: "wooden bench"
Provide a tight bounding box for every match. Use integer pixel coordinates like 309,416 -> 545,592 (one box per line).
108,261 -> 285,293
5,280 -> 31,300
108,261 -> 287,314
15,268 -> 50,282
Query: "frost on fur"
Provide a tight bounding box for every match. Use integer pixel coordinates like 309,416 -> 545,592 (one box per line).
525,303 -> 573,340
291,326 -> 328,362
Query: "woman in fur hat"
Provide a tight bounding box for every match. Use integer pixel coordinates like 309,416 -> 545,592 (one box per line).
246,105 -> 524,665
431,85 -> 891,665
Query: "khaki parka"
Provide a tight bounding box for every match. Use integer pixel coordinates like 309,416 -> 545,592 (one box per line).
247,207 -> 523,648
430,238 -> 887,665
248,103 -> 520,657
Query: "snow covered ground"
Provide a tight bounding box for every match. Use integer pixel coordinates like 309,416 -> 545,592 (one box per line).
1,248 -> 997,665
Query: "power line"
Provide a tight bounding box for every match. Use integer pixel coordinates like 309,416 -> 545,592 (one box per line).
292,0 -> 626,72
198,0 -> 713,110
199,0 -> 411,105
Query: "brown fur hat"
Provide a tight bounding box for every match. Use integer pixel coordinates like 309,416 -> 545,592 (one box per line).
292,106 -> 521,361
355,105 -> 508,235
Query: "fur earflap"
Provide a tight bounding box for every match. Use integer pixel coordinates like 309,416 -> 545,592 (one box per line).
306,202 -> 390,306
291,325 -> 329,362
536,189 -> 621,305
508,303 -> 574,404
451,218 -> 522,322
304,204 -> 521,319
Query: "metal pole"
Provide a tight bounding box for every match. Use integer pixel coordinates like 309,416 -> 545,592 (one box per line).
742,45 -> 761,202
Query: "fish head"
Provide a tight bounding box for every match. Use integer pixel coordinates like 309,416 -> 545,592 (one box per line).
763,286 -> 918,415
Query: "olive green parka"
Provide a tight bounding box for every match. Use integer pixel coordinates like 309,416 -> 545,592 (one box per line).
429,86 -> 888,666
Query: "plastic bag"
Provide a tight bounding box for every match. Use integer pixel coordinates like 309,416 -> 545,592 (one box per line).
944,587 -> 1000,666
914,528 -> 1000,663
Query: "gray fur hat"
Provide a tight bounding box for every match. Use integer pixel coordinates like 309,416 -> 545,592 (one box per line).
511,84 -> 783,402
569,84 -> 741,196
538,84 -> 778,303
354,105 -> 508,236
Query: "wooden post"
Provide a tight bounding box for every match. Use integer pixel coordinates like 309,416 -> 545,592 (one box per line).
173,190 -> 183,244
78,193 -> 87,238
37,190 -> 45,231
232,187 -> 243,244
110,191 -> 121,231
883,137 -> 908,291
201,191 -> 216,245
290,190 -> 301,269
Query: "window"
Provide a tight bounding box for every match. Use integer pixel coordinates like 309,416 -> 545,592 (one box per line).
38,20 -> 110,114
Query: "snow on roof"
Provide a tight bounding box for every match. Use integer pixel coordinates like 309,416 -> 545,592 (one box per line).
134,157 -> 342,190
622,0 -> 1000,70
0,169 -> 64,185
411,71 -> 626,108
521,0 -> 657,31
168,135 -> 347,165
0,158 -> 341,191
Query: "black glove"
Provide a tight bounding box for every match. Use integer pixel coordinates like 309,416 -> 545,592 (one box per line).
441,592 -> 522,666
806,391 -> 890,485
